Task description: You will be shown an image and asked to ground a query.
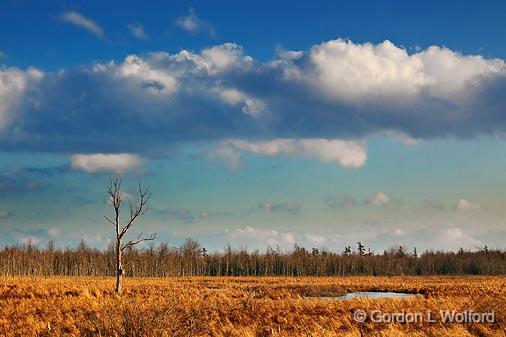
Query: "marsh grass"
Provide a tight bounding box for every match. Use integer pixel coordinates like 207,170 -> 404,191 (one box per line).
0,276 -> 504,336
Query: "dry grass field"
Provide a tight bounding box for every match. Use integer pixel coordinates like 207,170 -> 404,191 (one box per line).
0,276 -> 504,337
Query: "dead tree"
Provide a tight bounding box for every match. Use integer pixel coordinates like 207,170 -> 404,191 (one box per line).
105,176 -> 156,293
357,242 -> 366,255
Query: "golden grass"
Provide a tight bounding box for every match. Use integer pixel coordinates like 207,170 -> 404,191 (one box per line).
0,276 -> 504,336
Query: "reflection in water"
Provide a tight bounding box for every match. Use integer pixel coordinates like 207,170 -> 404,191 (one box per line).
311,291 -> 423,301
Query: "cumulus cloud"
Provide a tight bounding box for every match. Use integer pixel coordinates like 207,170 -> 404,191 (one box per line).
70,153 -> 142,174
216,87 -> 266,118
306,39 -> 504,104
200,43 -> 251,73
175,8 -> 215,36
368,192 -> 391,206
455,198 -> 482,211
1,38 -> 506,158
0,67 -> 43,130
258,201 -> 301,215
60,12 -> 104,38
127,23 -> 148,39
116,55 -> 178,96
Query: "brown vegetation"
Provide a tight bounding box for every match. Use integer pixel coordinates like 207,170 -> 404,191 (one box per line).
0,276 -> 504,336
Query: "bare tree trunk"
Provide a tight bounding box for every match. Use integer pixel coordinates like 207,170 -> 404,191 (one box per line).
115,243 -> 123,293
106,176 -> 155,294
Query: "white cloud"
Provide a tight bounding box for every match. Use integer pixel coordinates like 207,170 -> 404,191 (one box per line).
2,39 -> 506,157
455,198 -> 481,211
413,46 -> 505,100
200,43 -> 252,74
0,67 -> 43,129
225,226 -> 283,250
308,39 -> 429,102
217,87 -> 266,117
440,226 -> 482,250
369,192 -> 390,206
116,55 -> 178,96
175,8 -> 215,36
216,138 -> 367,169
70,153 -> 142,173
223,226 -> 341,251
127,23 -> 147,39
60,12 -> 104,38
302,39 -> 505,104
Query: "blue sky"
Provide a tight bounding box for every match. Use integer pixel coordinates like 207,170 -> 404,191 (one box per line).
0,0 -> 505,252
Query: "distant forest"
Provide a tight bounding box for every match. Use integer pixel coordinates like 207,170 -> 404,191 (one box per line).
1,239 -> 505,277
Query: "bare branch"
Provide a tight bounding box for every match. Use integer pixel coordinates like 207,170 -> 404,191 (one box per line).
106,176 -> 123,237
121,232 -> 157,251
104,216 -> 116,227
119,182 -> 151,238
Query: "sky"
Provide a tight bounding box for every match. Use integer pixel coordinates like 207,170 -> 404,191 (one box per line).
1,0 -> 505,253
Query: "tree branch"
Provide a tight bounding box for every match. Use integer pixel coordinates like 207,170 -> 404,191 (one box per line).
104,216 -> 116,227
121,232 -> 156,251
107,176 -> 122,237
119,182 -> 150,238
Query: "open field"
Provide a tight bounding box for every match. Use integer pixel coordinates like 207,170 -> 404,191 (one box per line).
1,276 -> 504,337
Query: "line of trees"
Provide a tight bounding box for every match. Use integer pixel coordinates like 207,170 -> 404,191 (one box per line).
1,239 -> 504,277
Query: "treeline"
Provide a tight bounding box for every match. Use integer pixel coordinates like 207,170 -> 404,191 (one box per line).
1,239 -> 505,277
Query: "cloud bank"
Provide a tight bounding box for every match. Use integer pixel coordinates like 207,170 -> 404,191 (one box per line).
1,38 -> 506,167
